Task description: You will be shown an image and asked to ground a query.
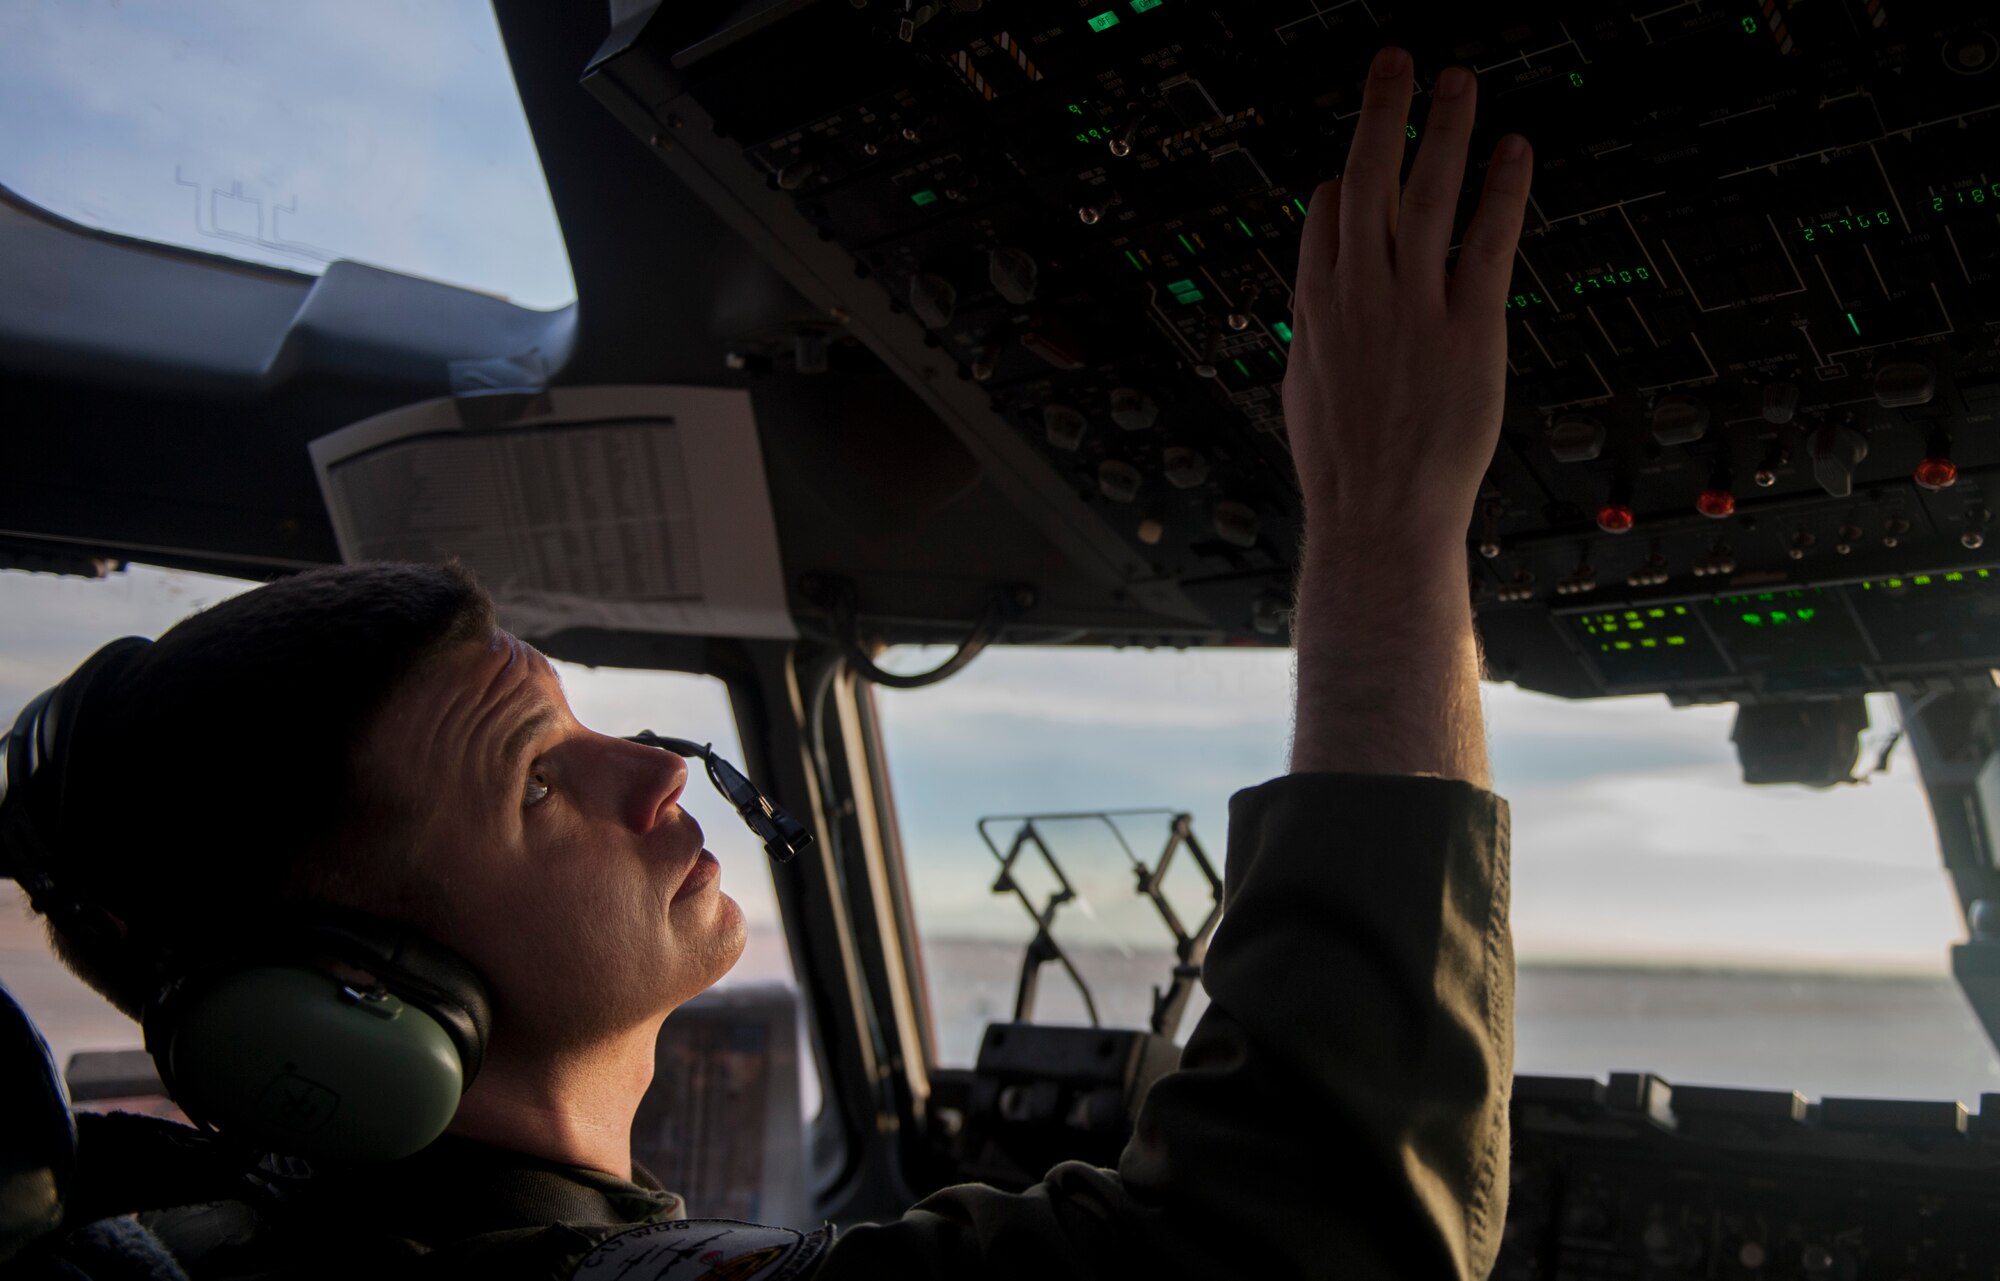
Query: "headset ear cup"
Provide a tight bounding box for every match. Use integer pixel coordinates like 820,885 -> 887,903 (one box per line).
152,967 -> 465,1164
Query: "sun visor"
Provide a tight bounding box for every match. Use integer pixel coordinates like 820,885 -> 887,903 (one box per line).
309,386 -> 793,640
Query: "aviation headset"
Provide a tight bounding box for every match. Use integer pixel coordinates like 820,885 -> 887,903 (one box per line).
0,636 -> 494,1165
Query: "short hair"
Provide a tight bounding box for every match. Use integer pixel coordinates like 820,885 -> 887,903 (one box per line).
42,561 -> 495,1019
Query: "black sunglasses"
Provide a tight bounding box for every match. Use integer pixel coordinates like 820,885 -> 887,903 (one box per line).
621,732 -> 814,864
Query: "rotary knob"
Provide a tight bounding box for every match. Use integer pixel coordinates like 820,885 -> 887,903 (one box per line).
1873,357 -> 1936,408
909,273 -> 958,329
1762,382 -> 1801,424
1212,501 -> 1259,548
1163,447 -> 1211,489
1809,424 -> 1869,498
1547,414 -> 1607,463
1109,388 -> 1160,431
1649,394 -> 1710,446
1042,405 -> 1087,451
988,247 -> 1040,305
1097,460 -> 1142,503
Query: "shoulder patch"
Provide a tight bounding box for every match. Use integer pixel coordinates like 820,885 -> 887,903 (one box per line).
573,1219 -> 832,1281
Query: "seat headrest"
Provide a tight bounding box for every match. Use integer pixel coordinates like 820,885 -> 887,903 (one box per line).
0,980 -> 76,1264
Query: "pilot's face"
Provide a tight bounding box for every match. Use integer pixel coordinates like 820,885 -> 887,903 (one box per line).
359,627 -> 745,1050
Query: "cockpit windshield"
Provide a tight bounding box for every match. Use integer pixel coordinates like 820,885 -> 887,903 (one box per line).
872,645 -> 2000,1103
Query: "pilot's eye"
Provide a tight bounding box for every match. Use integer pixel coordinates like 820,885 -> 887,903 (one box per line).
524,766 -> 552,808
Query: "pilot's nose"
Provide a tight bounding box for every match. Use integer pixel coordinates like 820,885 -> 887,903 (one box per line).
616,736 -> 689,833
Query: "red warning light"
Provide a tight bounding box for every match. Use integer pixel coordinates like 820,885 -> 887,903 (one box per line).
1696,489 -> 1737,518
1914,457 -> 1959,491
1595,503 -> 1636,534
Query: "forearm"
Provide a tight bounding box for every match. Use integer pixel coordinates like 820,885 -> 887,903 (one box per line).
1289,514 -> 1489,788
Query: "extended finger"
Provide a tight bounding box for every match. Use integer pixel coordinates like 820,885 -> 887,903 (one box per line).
1449,135 -> 1535,314
1337,46 -> 1414,269
1292,178 -> 1342,330
1398,65 -> 1478,288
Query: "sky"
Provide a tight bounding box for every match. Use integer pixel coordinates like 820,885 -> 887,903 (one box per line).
0,0 -> 574,308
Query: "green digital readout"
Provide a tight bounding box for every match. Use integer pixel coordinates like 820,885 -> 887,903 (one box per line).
1130,0 -> 1165,11
1859,570 -> 1992,590
1561,605 -> 1730,685
1074,126 -> 1112,144
1571,266 -> 1652,294
1576,605 -> 1694,651
1272,320 -> 1293,342
1167,278 -> 1204,305
1933,184 -> 2000,210
1506,291 -> 1546,309
1088,10 -> 1121,31
1798,210 -> 1893,241
1852,570 -> 2000,664
910,189 -> 939,206
1716,589 -> 1820,627
1707,588 -> 1871,673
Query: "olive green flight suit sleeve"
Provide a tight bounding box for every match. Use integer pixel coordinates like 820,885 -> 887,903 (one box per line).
820,772 -> 1514,1281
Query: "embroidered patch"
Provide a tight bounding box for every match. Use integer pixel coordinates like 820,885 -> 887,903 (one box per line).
573,1219 -> 832,1281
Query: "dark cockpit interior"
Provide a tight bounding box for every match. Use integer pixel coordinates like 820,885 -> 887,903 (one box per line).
9,2 -> 2000,1276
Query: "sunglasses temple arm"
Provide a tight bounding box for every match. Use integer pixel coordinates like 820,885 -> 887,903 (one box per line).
623,732 -> 814,863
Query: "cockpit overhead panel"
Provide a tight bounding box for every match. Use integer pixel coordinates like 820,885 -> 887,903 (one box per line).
588,0 -> 2000,702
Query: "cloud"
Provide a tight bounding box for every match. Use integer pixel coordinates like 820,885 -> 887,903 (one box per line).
0,0 -> 573,308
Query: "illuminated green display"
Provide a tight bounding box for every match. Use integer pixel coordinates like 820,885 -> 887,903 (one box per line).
1506,291 -> 1546,310
1167,278 -> 1204,305
1577,606 -> 1694,653
1088,10 -> 1121,30
1130,0 -> 1165,10
1074,126 -> 1111,144
910,189 -> 939,206
1571,266 -> 1652,294
1859,570 -> 1992,590
1716,590 -> 1818,627
1569,72 -> 1584,87
1272,320 -> 1293,342
1798,210 -> 1893,241
1933,185 -> 2000,210
1852,569 -> 2000,664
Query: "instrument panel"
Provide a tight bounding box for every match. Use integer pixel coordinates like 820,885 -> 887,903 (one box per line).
589,0 -> 2000,701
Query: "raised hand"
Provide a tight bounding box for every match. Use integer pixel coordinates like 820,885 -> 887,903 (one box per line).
1282,47 -> 1533,550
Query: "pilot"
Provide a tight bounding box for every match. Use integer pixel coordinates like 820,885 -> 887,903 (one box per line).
3,49 -> 1529,1281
